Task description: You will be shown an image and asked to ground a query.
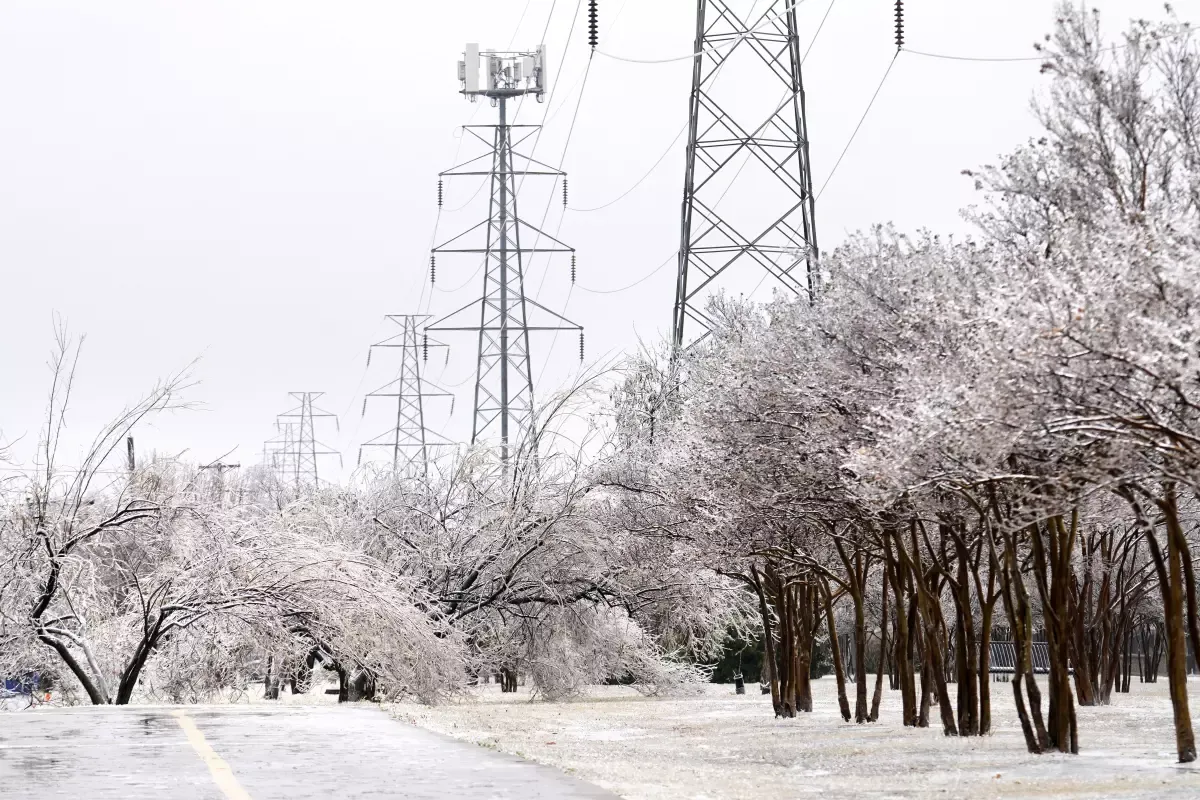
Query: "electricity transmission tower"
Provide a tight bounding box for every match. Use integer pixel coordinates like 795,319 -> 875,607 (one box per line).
428,44 -> 584,463
266,393 -> 340,489
672,0 -> 819,348
262,421 -> 295,479
358,315 -> 453,476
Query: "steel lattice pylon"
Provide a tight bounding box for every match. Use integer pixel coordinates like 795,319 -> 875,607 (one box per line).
430,45 -> 584,463
672,0 -> 819,348
266,392 -> 340,490
358,315 -> 452,476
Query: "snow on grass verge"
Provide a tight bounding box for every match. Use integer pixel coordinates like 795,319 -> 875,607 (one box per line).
388,678 -> 1200,799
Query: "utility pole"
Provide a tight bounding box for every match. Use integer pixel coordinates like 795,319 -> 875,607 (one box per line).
199,460 -> 240,505
358,314 -> 453,476
268,393 -> 340,490
427,43 -> 584,464
672,0 -> 819,349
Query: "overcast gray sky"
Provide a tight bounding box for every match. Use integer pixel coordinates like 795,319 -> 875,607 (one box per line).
0,0 -> 1185,478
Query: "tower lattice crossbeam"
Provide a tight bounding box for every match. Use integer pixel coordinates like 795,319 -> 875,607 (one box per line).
673,0 -> 819,348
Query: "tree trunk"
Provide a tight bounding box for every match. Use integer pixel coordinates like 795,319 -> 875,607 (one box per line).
995,527 -> 1048,754
870,580 -> 888,722
978,599 -> 996,734
852,578 -> 869,722
1146,487 -> 1197,763
263,654 -> 281,701
115,618 -> 166,705
750,566 -> 782,716
822,578 -> 852,722
883,529 -> 917,725
1029,516 -> 1078,754
37,633 -> 108,705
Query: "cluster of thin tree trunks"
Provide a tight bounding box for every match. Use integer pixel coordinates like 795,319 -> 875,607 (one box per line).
739,500 -> 1200,762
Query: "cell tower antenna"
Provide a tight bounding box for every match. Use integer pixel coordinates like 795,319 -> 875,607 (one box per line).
428,43 -> 585,464
358,314 -> 453,476
269,392 -> 341,490
672,0 -> 819,349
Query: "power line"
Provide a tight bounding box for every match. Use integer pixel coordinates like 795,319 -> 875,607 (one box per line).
533,55 -> 595,300
899,17 -> 1194,63
567,121 -> 687,212
336,315 -> 392,422
901,47 -> 1049,63
576,250 -> 676,294
441,177 -> 490,213
815,52 -> 898,201
508,0 -> 534,49
433,254 -> 488,294
803,0 -> 837,62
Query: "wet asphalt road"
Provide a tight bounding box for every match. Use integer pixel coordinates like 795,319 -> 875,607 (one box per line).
0,704 -> 617,799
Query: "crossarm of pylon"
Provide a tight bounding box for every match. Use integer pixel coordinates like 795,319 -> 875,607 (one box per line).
367,377 -> 454,399
371,333 -> 449,350
434,214 -> 575,254
424,297 -> 482,331
508,149 -> 569,177
440,150 -> 495,176
427,294 -> 582,333
434,219 -> 489,250
461,126 -> 497,149
435,245 -> 573,254
360,427 -> 454,448
511,217 -> 575,252
442,168 -> 564,178
278,409 -> 339,420
441,142 -> 566,180
520,296 -> 584,330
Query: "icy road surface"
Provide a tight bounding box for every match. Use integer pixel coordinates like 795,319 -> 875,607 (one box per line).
0,704 -> 617,798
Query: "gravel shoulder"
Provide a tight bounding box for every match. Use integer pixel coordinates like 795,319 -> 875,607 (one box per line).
389,678 -> 1200,799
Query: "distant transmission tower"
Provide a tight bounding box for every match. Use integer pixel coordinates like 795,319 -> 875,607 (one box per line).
268,393 -> 340,489
358,315 -> 453,476
672,0 -> 819,348
262,421 -> 295,480
428,44 -> 584,462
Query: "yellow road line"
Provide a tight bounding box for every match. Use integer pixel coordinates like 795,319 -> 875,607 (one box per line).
172,710 -> 254,800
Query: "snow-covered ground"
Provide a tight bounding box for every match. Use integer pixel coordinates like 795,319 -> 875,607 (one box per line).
389,678 -> 1200,799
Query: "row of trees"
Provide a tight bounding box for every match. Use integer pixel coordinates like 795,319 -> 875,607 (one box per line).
5,0 -> 1199,771
603,4 -> 1200,762
0,335 -> 748,707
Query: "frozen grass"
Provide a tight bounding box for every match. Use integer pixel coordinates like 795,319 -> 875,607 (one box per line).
389,677 -> 1200,799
